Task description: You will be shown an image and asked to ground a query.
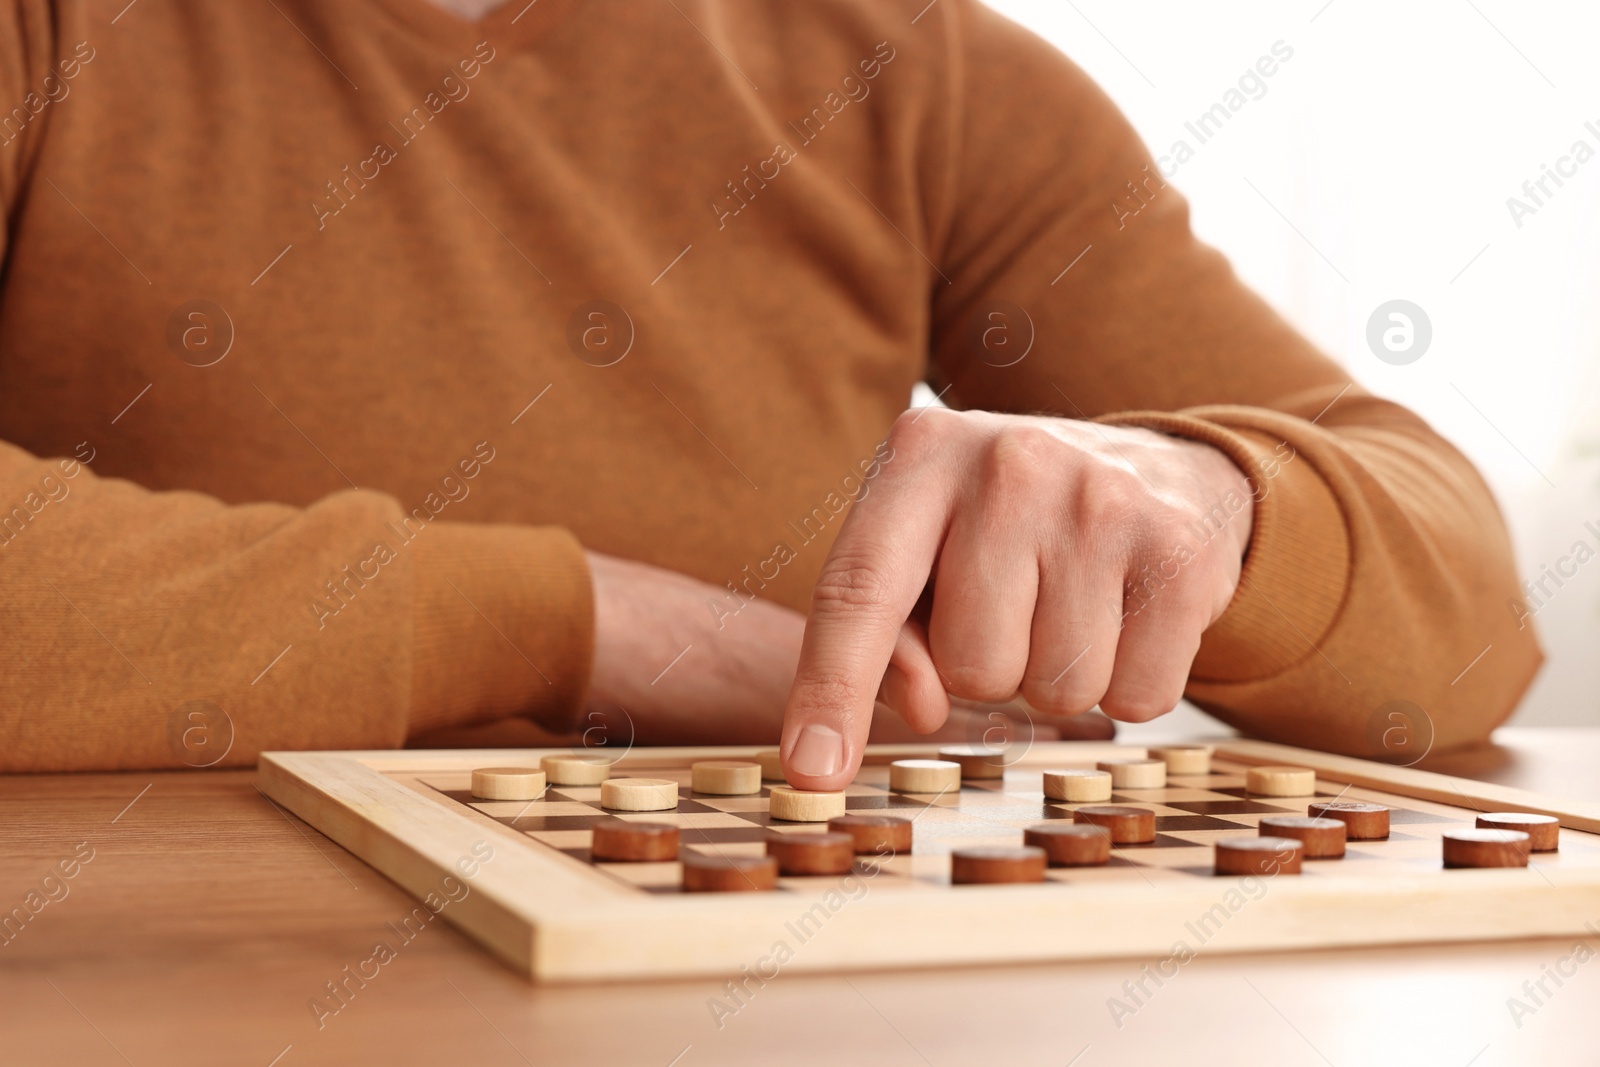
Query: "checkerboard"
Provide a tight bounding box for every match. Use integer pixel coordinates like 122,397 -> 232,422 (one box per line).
419,758 -> 1596,892
260,740 -> 1600,980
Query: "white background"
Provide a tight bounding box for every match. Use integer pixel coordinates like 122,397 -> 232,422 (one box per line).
961,0 -> 1600,729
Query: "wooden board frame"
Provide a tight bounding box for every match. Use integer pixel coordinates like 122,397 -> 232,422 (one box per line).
258,741 -> 1600,982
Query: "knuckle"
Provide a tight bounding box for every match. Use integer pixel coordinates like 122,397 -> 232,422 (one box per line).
810,556 -> 898,616
984,424 -> 1057,483
1021,650 -> 1108,716
1098,675 -> 1183,723
1020,676 -> 1092,717
936,660 -> 1018,704
1122,554 -> 1218,626
1058,688 -> 1109,719
889,405 -> 954,458
1068,456 -> 1152,532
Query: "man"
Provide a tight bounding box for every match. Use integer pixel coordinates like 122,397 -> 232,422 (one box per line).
0,0 -> 1539,783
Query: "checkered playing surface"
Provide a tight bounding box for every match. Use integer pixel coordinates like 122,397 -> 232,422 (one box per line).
393,757 -> 1600,894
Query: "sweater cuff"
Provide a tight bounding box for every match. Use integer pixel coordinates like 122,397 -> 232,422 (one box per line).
1097,409 -> 1350,684
406,522 -> 594,737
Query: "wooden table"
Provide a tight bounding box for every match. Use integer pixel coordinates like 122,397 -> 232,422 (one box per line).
4,728 -> 1597,1066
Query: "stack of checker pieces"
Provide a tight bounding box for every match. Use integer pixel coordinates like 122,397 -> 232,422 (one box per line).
456,745 -> 1563,894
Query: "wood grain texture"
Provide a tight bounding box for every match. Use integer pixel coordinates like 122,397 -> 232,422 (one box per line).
541,755 -> 611,786
1307,801 -> 1392,840
1244,765 -> 1317,797
1022,823 -> 1111,867
950,847 -> 1047,884
765,832 -> 855,875
689,761 -> 761,796
888,759 -> 960,794
767,787 -> 847,822
599,778 -> 679,811
1096,758 -> 1167,789
1216,837 -> 1304,876
1042,768 -> 1113,802
754,750 -> 784,779
1150,745 -> 1213,775
1,729 -> 1599,1064
1228,738 -> 1600,831
937,745 -> 1008,779
254,740 -> 1600,981
1258,816 -> 1347,859
1477,813 -> 1560,851
470,767 -> 545,801
590,820 -> 679,862
1443,829 -> 1532,868
828,814 -> 913,854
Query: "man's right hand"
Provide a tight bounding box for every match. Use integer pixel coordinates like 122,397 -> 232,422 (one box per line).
582,550 -> 1112,749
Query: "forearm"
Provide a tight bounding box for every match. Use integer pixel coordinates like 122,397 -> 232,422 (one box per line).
1137,394 -> 1542,754
0,437 -> 592,771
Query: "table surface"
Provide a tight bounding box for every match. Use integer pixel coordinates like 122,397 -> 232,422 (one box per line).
4,728 -> 1599,1067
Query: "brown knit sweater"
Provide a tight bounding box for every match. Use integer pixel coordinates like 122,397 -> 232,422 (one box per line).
0,0 -> 1539,771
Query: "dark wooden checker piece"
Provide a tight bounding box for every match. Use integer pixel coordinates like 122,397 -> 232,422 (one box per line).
950,846 -> 1047,885
937,745 -> 1006,780
1443,828 -> 1531,868
828,814 -> 913,855
1215,836 -> 1303,876
589,818 -> 680,862
1307,800 -> 1390,840
1023,823 -> 1111,867
680,851 -> 779,892
1477,813 -> 1559,852
766,832 -> 856,875
1258,815 -> 1346,859
1073,805 -> 1155,844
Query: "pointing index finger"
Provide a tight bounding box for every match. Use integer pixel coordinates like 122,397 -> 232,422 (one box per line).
780,451 -> 951,790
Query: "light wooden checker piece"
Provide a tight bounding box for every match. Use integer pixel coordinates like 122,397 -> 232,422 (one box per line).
754,750 -> 785,780
1149,745 -> 1212,776
1245,765 -> 1317,797
470,767 -> 546,801
1043,768 -> 1113,803
541,755 -> 611,786
600,778 -> 680,811
888,759 -> 961,794
1096,758 -> 1166,789
260,740 -> 1600,982
690,760 -> 761,795
768,786 -> 846,822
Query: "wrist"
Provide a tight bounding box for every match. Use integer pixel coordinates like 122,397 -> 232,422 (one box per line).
1188,439 -> 1256,561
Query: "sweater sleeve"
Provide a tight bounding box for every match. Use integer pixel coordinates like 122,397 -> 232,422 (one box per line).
0,7 -> 593,773
922,0 -> 1541,754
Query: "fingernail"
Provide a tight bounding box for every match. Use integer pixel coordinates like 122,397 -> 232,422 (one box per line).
787,723 -> 844,778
